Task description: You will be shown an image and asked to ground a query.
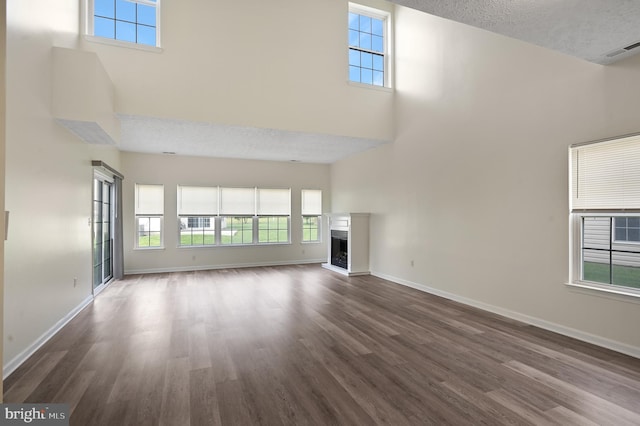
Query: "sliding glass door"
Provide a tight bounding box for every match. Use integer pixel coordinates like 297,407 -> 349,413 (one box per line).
93,173 -> 114,291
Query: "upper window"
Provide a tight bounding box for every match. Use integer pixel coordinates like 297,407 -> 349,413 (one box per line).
135,184 -> 164,248
90,0 -> 160,47
348,4 -> 389,87
570,134 -> 640,293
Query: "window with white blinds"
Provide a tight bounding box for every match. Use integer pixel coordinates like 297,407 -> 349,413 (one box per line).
135,184 -> 164,248
570,134 -> 640,295
177,186 -> 218,247
171,186 -> 292,246
302,189 -> 322,242
571,134 -> 640,211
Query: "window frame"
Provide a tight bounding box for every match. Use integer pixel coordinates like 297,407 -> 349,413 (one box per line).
85,0 -> 162,51
348,3 -> 392,89
135,183 -> 164,250
301,189 -> 322,243
571,213 -> 640,297
173,186 -> 292,248
569,135 -> 640,298
135,215 -> 164,249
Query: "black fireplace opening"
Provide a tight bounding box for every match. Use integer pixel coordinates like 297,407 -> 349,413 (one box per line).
331,230 -> 348,269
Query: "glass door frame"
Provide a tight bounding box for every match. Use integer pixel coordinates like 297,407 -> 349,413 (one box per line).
93,169 -> 115,296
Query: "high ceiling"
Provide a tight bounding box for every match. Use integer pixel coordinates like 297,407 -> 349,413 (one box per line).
117,1 -> 640,164
389,0 -> 640,65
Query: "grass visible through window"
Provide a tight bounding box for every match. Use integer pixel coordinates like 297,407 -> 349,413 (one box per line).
583,261 -> 640,289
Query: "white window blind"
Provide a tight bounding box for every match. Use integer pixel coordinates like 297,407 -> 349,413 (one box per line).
135,184 -> 164,215
571,134 -> 640,211
220,187 -> 255,215
301,189 -> 322,215
177,186 -> 218,215
257,188 -> 290,215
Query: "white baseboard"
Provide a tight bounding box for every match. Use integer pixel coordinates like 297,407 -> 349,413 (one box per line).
125,259 -> 326,275
371,271 -> 640,360
3,295 -> 94,379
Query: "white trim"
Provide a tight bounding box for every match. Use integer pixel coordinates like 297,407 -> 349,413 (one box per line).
347,81 -> 393,92
322,263 -> 369,276
566,281 -> 640,300
124,259 -> 325,275
84,35 -> 163,53
371,271 -> 640,360
3,296 -> 94,379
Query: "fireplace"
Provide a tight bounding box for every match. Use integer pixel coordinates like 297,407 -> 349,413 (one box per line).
330,230 -> 348,269
322,213 -> 370,276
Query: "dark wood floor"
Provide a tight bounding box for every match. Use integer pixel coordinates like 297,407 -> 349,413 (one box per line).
4,264 -> 640,425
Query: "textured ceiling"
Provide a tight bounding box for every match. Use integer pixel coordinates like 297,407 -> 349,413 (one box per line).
118,115 -> 389,164
389,0 -> 640,64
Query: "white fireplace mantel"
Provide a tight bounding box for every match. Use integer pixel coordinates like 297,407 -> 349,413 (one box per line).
322,213 -> 370,276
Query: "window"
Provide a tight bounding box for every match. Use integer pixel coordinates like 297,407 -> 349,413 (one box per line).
219,187 -> 256,245
302,189 -> 322,242
177,185 -> 217,246
257,188 -> 291,243
89,0 -> 160,47
570,134 -> 640,293
348,4 -> 389,87
135,184 -> 163,248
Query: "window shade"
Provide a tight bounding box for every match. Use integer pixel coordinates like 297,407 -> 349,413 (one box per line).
257,188 -> 290,215
571,134 -> 640,211
301,189 -> 322,215
177,186 -> 218,215
219,187 -> 255,215
135,184 -> 164,215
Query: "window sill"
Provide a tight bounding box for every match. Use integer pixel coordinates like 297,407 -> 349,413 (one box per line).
348,81 -> 393,93
302,241 -> 322,244
84,35 -> 163,53
566,281 -> 640,302
134,246 -> 165,251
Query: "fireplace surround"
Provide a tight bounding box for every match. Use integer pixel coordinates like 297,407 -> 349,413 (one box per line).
322,213 -> 370,276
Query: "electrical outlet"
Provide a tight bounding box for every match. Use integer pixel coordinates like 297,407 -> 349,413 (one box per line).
410,260 -> 414,267
73,277 -> 77,287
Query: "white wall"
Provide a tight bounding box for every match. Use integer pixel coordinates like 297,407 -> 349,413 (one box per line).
4,0 -> 121,371
332,7 -> 640,353
82,0 -> 394,142
122,152 -> 329,274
